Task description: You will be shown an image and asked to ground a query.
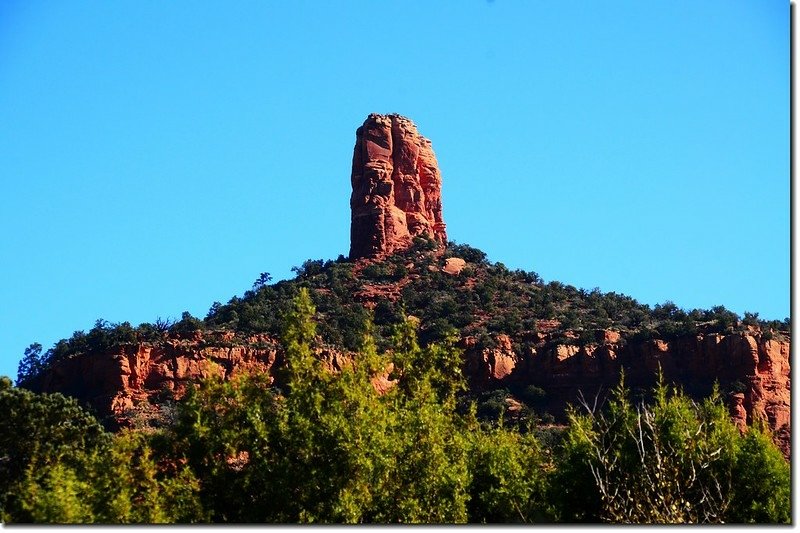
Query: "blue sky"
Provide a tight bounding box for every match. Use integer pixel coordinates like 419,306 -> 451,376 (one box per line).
0,1 -> 789,380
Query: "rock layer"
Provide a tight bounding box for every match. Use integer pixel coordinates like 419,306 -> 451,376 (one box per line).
32,326 -> 789,458
463,329 -> 791,458
28,331 -> 281,429
350,113 -> 446,259
27,330 -> 395,430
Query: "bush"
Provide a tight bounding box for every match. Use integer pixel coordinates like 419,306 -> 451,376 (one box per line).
446,242 -> 488,265
0,379 -> 109,521
291,259 -> 325,279
726,422 -> 791,523
467,427 -> 551,522
550,375 -> 790,524
169,312 -> 205,336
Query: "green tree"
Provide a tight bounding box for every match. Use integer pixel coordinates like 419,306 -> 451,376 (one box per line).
165,291 -> 478,523
90,430 -> 205,523
726,421 -> 791,523
1,378 -> 203,524
252,272 -> 273,290
467,424 -> 551,522
11,430 -> 205,524
165,288 -> 393,522
170,311 -> 205,336
15,462 -> 95,523
16,342 -> 44,384
0,377 -> 108,521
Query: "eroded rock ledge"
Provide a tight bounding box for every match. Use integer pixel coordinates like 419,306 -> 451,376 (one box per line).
28,326 -> 790,458
463,327 -> 790,458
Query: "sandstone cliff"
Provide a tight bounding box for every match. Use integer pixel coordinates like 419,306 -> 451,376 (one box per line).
463,327 -> 791,458
27,329 -> 395,430
350,113 -> 446,259
28,323 -> 790,459
27,331 -> 280,429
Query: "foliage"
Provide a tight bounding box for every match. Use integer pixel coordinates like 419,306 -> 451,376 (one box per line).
158,291 -> 555,523
252,272 -> 273,290
16,343 -> 44,385
12,430 -> 204,524
169,311 -> 205,336
0,377 -> 108,520
467,425 -> 551,523
88,430 -> 204,523
726,421 -> 791,523
550,374 -> 789,524
291,259 -> 325,278
0,378 -> 203,523
7,241 -> 791,524
1,285 -> 791,523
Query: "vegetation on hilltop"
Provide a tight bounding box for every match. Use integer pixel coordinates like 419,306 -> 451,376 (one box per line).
16,238 -> 790,386
0,291 -> 790,524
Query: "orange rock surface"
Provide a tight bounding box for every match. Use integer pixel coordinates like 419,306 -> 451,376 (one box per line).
349,113 -> 446,259
31,331 -> 280,429
463,329 -> 791,458
442,257 -> 467,275
32,325 -> 789,458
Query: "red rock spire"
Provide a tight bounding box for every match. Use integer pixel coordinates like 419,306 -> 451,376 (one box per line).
349,113 -> 446,259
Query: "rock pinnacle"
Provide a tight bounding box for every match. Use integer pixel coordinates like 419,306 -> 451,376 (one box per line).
349,113 -> 446,259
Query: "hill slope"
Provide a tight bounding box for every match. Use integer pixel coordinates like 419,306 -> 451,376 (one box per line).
18,238 -> 791,457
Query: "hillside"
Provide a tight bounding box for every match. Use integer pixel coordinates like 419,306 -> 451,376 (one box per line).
17,237 -> 791,455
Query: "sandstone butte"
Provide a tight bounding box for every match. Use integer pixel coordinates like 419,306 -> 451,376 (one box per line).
24,113 -> 791,459
350,113 -> 446,259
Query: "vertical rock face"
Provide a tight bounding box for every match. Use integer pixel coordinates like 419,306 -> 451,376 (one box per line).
350,113 -> 447,259
463,329 -> 792,459
27,332 -> 281,429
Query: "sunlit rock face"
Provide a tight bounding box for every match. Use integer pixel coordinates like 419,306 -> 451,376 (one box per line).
462,327 -> 791,459
349,113 -> 446,259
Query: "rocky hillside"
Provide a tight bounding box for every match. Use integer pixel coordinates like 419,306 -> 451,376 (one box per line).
17,114 -> 791,458
20,241 -> 791,456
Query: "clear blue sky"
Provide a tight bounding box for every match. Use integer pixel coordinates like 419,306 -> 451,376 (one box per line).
0,1 -> 789,380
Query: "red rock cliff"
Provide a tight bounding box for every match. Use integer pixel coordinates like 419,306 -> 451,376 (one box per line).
28,330 -> 392,430
29,331 -> 280,429
350,113 -> 446,259
463,328 -> 791,458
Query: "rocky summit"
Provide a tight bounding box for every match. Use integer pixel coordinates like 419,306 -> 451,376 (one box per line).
350,113 -> 446,259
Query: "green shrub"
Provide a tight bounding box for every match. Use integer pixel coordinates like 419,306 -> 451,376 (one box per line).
550,375 -> 789,524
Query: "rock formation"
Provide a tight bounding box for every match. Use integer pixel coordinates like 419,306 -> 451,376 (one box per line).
27,329 -> 395,430
30,325 -> 790,458
26,331 -> 281,429
463,327 -> 791,458
350,113 -> 446,259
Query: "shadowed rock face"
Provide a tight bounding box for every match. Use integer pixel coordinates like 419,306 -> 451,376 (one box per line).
349,113 -> 446,259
